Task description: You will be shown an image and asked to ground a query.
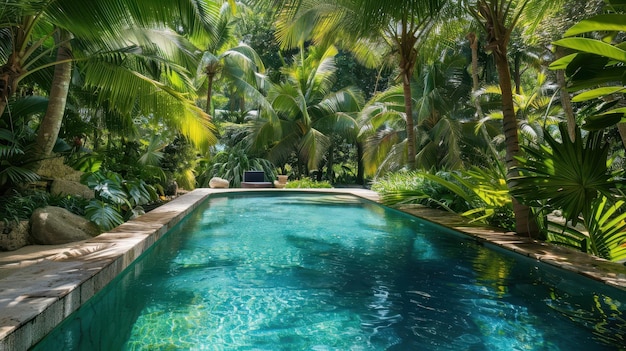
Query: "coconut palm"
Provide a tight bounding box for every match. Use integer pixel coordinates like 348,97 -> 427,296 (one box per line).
198,44 -> 268,116
462,0 -> 565,238
0,0 -> 229,162
266,0 -> 455,171
476,71 -> 564,144
195,2 -> 269,117
360,51 -> 472,177
247,44 -> 362,177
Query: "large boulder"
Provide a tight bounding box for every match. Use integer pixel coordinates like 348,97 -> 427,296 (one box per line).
30,206 -> 100,245
37,157 -> 83,182
50,179 -> 95,199
0,221 -> 30,251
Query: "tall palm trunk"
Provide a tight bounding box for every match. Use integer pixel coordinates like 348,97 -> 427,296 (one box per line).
494,49 -> 540,238
467,32 -> 483,118
402,70 -> 416,169
555,47 -> 576,142
399,23 -> 418,170
35,29 -> 73,161
206,74 -> 215,115
356,141 -> 365,185
618,123 -> 626,151
326,142 -> 334,181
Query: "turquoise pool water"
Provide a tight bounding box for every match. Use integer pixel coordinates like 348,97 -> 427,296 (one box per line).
34,193 -> 625,350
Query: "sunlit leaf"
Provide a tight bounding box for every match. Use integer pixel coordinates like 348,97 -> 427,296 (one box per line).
553,38 -> 626,63
563,14 -> 626,37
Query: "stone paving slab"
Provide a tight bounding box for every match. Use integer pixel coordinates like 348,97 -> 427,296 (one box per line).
1,189 -> 626,351
0,188 -> 214,351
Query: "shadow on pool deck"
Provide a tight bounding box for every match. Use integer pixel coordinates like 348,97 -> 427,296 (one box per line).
1,188 -> 626,351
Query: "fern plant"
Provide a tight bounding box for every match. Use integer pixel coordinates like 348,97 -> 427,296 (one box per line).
0,128 -> 39,193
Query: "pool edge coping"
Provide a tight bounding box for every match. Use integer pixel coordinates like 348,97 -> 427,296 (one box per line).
0,188 -> 625,350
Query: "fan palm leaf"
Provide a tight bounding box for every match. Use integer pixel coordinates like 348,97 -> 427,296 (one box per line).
511,124 -> 615,226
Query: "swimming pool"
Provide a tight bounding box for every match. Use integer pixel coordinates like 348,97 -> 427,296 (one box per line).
33,192 -> 626,350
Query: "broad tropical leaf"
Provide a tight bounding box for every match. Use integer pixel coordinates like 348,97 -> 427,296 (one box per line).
563,14 -> 626,37
586,197 -> 626,261
85,199 -> 124,231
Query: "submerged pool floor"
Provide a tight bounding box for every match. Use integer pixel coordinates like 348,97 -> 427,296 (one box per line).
0,189 -> 626,350
32,193 -> 626,350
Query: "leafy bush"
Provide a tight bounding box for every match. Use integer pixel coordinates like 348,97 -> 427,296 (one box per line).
0,128 -> 39,193
0,190 -> 89,224
285,178 -> 332,188
372,167 -> 515,231
370,171 -> 425,194
371,171 -> 471,213
82,170 -> 159,231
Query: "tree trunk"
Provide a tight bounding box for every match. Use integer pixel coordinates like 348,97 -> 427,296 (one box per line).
494,50 -> 541,239
356,141 -> 364,185
35,29 -> 73,161
555,47 -> 576,142
399,21 -> 417,170
326,142 -> 334,182
401,69 -> 416,170
206,75 -> 214,115
467,32 -> 483,119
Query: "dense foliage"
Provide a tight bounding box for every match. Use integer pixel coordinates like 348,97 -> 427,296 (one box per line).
0,0 -> 625,261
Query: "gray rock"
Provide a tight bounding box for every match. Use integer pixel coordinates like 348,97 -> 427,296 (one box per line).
50,179 -> 95,199
30,206 -> 100,245
0,220 -> 30,251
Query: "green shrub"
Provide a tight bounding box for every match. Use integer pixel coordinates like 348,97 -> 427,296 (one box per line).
196,145 -> 276,188
285,178 -> 333,188
370,171 -> 425,194
371,169 -> 515,231
371,171 -> 470,213
0,190 -> 89,224
81,170 -> 159,231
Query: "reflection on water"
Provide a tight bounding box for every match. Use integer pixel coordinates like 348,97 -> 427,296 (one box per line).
34,193 -> 626,350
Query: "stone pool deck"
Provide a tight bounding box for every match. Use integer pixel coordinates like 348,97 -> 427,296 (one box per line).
1,188 -> 626,350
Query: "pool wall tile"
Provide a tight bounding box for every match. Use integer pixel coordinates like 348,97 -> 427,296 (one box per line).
62,287 -> 81,317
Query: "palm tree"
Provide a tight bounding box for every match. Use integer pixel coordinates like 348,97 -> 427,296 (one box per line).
195,3 -> 269,117
247,44 -> 362,177
198,44 -> 268,116
0,0 -> 228,163
268,0 -> 453,170
476,71 -> 564,144
462,0 -> 564,238
360,53 -> 471,177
